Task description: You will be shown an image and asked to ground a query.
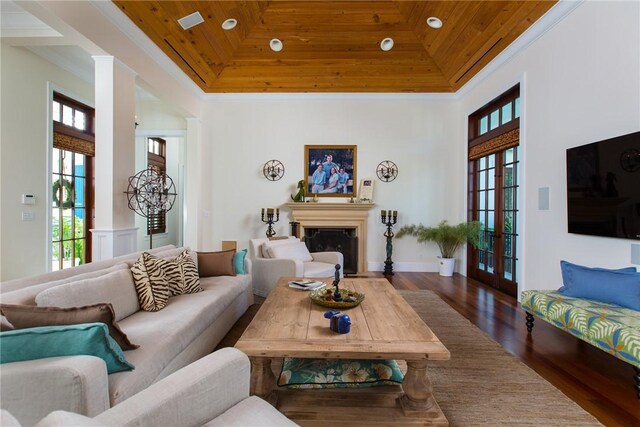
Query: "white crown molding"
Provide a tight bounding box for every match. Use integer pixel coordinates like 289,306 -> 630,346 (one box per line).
26,45 -> 94,84
455,0 -> 584,98
91,0 -> 204,100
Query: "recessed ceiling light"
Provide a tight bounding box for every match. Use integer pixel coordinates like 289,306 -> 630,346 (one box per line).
380,37 -> 394,52
426,17 -> 443,29
177,11 -> 204,30
270,38 -> 283,52
221,18 -> 237,30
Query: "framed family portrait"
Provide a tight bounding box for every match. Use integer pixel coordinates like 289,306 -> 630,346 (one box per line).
305,145 -> 357,198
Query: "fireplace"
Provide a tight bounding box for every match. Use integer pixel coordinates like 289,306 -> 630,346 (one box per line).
286,202 -> 375,274
303,228 -> 358,274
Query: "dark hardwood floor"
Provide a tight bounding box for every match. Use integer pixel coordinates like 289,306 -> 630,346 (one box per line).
218,272 -> 640,426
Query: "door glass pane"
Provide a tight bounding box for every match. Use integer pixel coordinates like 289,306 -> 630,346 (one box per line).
479,191 -> 486,210
52,149 -> 60,173
504,211 -> 513,233
75,155 -> 85,176
501,103 -> 512,124
74,238 -> 85,265
52,242 -> 61,271
505,147 -> 514,164
503,166 -> 514,186
63,240 -> 74,268
488,189 -> 495,209
488,154 -> 495,168
74,111 -> 86,131
479,171 -> 486,190
62,151 -> 73,175
52,209 -> 60,240
52,101 -> 61,122
504,187 -> 514,210
487,211 -> 495,231
489,110 -> 500,130
479,156 -> 486,169
479,116 -> 488,135
62,209 -> 73,240
503,258 -> 512,280
75,178 -> 85,207
74,210 -> 85,237
62,105 -> 73,126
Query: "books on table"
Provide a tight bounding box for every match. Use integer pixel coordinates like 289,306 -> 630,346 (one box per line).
288,280 -> 326,291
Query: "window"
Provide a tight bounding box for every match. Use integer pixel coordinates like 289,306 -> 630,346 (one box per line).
475,90 -> 520,137
51,93 -> 94,271
147,137 -> 167,235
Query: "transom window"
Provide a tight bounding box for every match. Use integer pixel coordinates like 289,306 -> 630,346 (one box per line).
476,90 -> 520,137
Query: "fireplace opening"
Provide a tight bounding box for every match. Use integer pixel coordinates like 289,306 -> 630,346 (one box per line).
303,228 -> 358,274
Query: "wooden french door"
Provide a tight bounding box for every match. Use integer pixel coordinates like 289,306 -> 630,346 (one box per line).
468,147 -> 519,297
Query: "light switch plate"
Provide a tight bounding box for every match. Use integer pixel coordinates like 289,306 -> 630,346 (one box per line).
538,187 -> 549,211
632,244 -> 640,265
21,211 -> 34,221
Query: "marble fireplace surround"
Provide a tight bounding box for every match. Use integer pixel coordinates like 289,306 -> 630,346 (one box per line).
285,202 -> 375,273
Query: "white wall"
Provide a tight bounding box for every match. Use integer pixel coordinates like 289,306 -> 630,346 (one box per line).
202,96 -> 464,271
0,44 -> 93,280
460,1 -> 640,293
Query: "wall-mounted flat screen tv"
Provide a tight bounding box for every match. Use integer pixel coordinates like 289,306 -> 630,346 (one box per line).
566,130 -> 640,240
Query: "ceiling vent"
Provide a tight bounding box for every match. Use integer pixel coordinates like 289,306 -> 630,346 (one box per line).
178,11 -> 204,30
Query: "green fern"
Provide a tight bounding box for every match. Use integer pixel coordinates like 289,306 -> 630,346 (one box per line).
396,220 -> 482,258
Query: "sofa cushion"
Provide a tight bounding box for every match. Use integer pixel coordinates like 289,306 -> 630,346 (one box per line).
0,263 -> 130,306
204,396 -> 299,427
234,249 -> 248,275
164,250 -> 203,296
559,261 -> 640,310
0,303 -> 138,350
35,268 -> 139,321
197,250 -> 236,277
278,358 -> 404,389
303,261 -> 336,278
0,323 -> 134,374
260,237 -> 298,258
106,275 -> 251,404
131,253 -> 171,312
267,241 -> 313,262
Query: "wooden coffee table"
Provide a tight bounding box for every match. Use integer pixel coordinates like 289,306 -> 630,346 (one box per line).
235,277 -> 450,426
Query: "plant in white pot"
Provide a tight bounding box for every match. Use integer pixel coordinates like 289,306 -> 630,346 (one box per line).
396,220 -> 482,276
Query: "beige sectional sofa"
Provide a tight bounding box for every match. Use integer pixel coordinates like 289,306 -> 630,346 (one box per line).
0,245 -> 254,426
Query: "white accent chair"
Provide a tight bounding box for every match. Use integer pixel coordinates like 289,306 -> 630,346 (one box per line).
249,237 -> 344,297
22,348 -> 298,427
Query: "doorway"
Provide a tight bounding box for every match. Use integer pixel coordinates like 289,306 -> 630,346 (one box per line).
467,85 -> 520,297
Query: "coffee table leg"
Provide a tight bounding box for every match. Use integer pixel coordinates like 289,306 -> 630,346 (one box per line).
250,357 -> 278,406
399,360 -> 436,413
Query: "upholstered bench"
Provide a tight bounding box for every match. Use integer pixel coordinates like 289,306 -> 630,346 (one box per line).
521,290 -> 640,397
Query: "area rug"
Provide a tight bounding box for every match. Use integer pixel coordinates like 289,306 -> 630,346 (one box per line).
399,290 -> 601,426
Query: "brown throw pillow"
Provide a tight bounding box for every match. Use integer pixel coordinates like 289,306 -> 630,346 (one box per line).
197,250 -> 236,277
0,303 -> 139,350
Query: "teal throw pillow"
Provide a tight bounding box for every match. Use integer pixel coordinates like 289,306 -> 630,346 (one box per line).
0,322 -> 134,374
559,260 -> 640,310
278,358 -> 403,389
234,249 -> 248,275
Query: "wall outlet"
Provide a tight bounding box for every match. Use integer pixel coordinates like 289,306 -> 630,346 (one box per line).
21,211 -> 35,221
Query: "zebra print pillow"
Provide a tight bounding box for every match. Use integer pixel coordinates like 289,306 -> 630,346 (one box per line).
164,250 -> 203,296
130,253 -> 171,312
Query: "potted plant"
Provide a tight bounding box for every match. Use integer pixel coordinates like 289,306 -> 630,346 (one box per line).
396,220 -> 482,276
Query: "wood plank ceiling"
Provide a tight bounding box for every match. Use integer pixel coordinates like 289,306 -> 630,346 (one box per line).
113,1 -> 556,93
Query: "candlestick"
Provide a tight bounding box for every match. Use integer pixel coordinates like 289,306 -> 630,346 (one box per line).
260,207 -> 280,238
381,209 -> 398,276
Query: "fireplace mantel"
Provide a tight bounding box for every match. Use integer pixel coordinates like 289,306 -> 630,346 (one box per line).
285,202 -> 375,273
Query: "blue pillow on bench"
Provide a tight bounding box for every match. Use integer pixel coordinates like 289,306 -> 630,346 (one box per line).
559,261 -> 640,310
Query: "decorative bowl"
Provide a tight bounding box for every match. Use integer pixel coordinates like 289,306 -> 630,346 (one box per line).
309,287 -> 365,309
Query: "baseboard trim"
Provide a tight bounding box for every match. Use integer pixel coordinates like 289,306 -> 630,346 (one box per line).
368,261 -> 439,273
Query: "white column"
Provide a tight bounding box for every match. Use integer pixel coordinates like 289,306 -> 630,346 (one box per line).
183,117 -> 202,249
91,56 -> 138,260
